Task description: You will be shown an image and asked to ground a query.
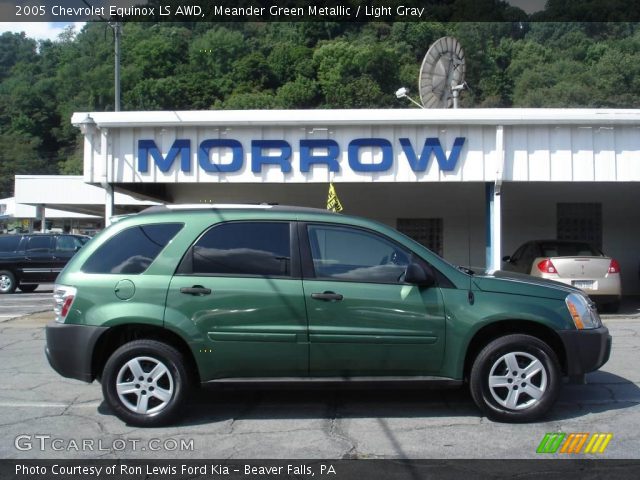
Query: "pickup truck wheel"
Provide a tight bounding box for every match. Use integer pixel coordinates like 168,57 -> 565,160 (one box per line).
469,334 -> 560,423
102,340 -> 190,427
18,284 -> 38,293
0,270 -> 17,294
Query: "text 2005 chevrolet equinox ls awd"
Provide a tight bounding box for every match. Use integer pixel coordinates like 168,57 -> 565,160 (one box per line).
45,205 -> 611,426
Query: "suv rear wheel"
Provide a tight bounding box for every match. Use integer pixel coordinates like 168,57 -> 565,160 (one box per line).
469,334 -> 560,422
102,340 -> 190,427
18,284 -> 38,293
0,270 -> 16,294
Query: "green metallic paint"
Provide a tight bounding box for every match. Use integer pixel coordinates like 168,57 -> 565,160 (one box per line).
437,287 -> 574,380
165,276 -> 308,380
304,279 -> 445,376
55,207 -> 581,386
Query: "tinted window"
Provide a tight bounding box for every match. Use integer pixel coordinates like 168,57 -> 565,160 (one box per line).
510,244 -> 527,262
82,223 -> 183,274
0,236 -> 21,253
26,236 -> 52,252
307,225 -> 410,283
191,222 -> 290,276
539,242 -> 602,257
55,236 -> 84,252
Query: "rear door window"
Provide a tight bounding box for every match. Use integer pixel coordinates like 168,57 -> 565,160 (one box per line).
187,222 -> 291,277
82,223 -> 183,274
26,236 -> 52,252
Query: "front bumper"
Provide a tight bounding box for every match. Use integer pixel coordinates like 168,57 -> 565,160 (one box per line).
557,326 -> 612,376
45,322 -> 108,382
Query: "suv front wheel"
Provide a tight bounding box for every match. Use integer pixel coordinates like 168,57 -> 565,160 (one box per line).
102,340 -> 190,427
469,334 -> 560,422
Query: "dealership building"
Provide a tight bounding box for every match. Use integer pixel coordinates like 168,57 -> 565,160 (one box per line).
15,108 -> 640,295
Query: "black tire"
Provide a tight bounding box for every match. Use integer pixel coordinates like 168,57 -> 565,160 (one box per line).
0,270 -> 17,294
469,334 -> 561,423
18,284 -> 38,293
102,340 -> 190,427
604,301 -> 620,314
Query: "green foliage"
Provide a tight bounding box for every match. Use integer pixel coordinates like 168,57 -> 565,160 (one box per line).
1,20 -> 640,185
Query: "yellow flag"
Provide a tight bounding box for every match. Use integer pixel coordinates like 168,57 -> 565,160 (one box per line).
326,182 -> 343,212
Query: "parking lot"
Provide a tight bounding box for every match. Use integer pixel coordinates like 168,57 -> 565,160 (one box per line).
0,285 -> 53,320
0,292 -> 639,459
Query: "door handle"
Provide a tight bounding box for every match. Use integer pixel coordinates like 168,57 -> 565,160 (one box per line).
311,291 -> 343,301
180,286 -> 212,296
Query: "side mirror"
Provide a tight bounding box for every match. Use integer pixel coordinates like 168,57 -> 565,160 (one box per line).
404,262 -> 436,287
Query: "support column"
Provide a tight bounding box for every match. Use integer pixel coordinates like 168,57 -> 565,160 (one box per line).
100,127 -> 114,227
103,183 -> 114,227
486,125 -> 505,272
485,182 -> 502,271
38,205 -> 46,233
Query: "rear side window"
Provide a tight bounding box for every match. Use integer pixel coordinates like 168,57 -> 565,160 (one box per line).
0,236 -> 21,253
82,223 -> 183,274
189,222 -> 291,277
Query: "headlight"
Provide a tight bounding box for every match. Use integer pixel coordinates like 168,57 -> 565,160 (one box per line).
565,292 -> 602,330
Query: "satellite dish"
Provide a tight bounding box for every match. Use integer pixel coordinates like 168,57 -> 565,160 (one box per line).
419,37 -> 466,108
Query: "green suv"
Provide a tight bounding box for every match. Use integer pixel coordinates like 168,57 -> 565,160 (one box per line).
45,205 -> 611,426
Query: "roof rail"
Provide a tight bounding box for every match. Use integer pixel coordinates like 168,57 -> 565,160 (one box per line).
139,204 -> 335,215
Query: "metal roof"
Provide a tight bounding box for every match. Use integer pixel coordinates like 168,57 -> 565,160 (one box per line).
71,108 -> 640,129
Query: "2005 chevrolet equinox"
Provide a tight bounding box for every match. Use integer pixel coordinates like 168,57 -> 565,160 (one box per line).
45,205 -> 611,426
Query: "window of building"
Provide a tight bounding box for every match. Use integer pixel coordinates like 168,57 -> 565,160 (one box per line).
557,203 -> 602,249
82,223 -> 183,274
191,222 -> 291,277
396,218 -> 443,256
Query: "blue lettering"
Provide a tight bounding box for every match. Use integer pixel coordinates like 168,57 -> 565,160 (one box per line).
138,139 -> 191,173
198,139 -> 243,172
400,137 -> 465,172
300,139 -> 340,172
348,138 -> 393,172
251,140 -> 292,173
135,136 -> 466,175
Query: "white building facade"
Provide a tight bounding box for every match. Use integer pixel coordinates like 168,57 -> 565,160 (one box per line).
70,109 -> 640,294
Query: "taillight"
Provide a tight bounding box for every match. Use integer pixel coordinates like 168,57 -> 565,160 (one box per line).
608,259 -> 620,274
53,285 -> 77,323
537,258 -> 557,274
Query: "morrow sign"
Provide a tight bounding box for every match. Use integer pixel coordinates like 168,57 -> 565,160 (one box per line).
137,137 -> 466,174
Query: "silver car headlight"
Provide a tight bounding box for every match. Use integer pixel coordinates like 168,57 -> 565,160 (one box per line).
565,292 -> 602,330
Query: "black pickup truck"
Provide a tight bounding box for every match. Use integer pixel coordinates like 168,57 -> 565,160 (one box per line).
0,234 -> 90,293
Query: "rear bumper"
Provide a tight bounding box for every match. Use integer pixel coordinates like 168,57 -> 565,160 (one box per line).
45,322 -> 108,382
539,274 -> 621,298
557,326 -> 612,376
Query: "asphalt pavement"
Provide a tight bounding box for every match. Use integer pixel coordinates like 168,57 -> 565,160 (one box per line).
0,285 -> 53,320
0,293 -> 638,459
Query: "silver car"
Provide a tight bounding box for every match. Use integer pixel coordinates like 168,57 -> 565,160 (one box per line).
502,240 -> 621,312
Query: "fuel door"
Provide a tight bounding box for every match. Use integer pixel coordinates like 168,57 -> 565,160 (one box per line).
114,279 -> 135,300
